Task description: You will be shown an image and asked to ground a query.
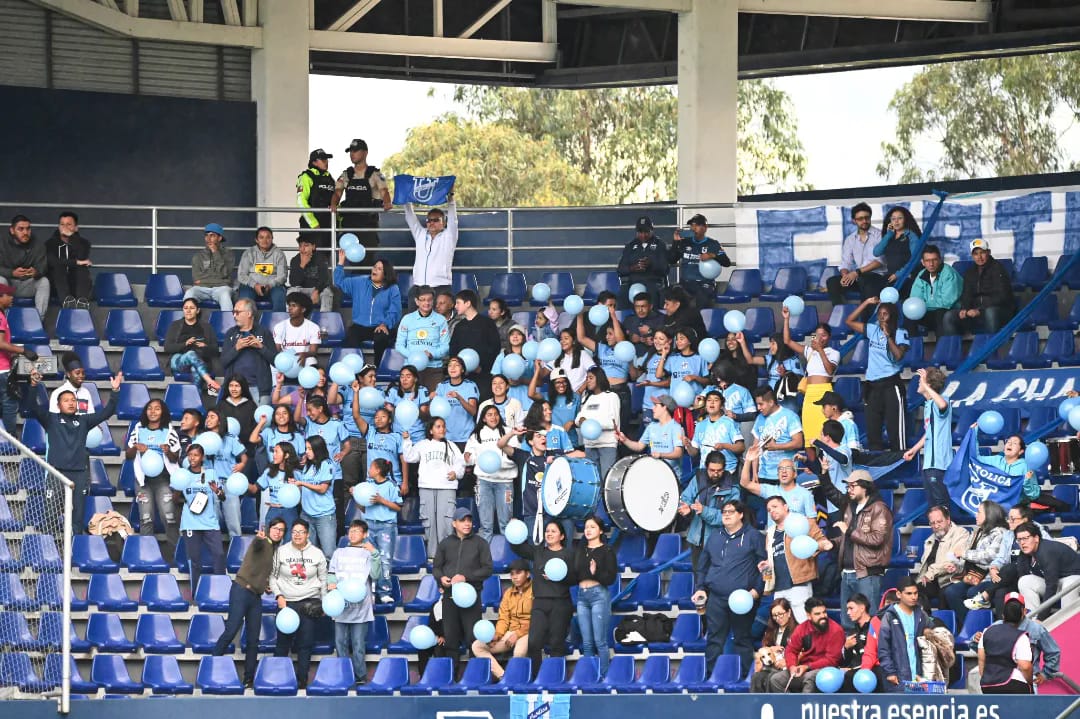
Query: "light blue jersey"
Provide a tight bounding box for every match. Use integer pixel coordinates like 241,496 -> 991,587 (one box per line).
365,427 -> 404,485
692,415 -> 742,472
759,483 -> 817,526
386,386 -> 430,440
363,477 -> 402,523
436,379 -> 480,443
641,419 -> 685,475
256,468 -> 291,505
298,461 -> 335,517
174,469 -> 221,531
260,427 -> 306,460
921,398 -> 954,471
865,323 -> 908,381
305,418 -> 350,479
752,407 -> 803,480
551,394 -> 581,446
595,343 -> 630,382
665,352 -> 708,395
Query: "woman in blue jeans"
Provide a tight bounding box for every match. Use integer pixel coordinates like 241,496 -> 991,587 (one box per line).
573,515 -> 618,675
295,435 -> 337,555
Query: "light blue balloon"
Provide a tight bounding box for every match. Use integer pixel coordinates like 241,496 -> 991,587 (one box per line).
478,451 -> 503,474
537,338 -> 562,362
728,589 -> 754,615
580,419 -> 603,441
225,472 -> 249,497
345,244 -> 367,263
588,304 -> 609,327
322,590 -> 346,618
351,483 -> 376,507
274,351 -> 298,373
791,534 -> 818,560
698,337 -> 721,364
329,362 -> 355,387
671,381 -> 696,408
853,668 -> 878,693
903,297 -> 927,321
531,283 -> 551,303
407,351 -> 429,371
815,666 -> 844,694
226,417 -> 241,437
723,310 -> 746,334
699,260 -> 722,280
139,451 -> 164,477
85,426 -> 103,449
501,353 -> 527,381
339,577 -> 368,603
879,287 -> 900,304
544,558 -> 568,582
613,341 -> 637,363
429,396 -> 452,419
339,233 -> 360,250
563,295 -> 584,315
504,519 -> 528,545
1070,405 -> 1080,432
977,410 -> 1004,435
1060,396 -> 1080,421
522,341 -> 539,362
409,624 -> 437,650
298,366 -> 320,390
359,386 -> 385,410
452,582 -> 478,608
195,431 -> 222,457
784,513 -> 810,538
473,619 -> 496,644
628,283 -> 647,300
277,484 -> 301,509
1027,441 -> 1049,469
394,399 -> 420,428
169,468 -> 193,492
459,348 -> 480,373
783,295 -> 805,316
254,404 -> 274,424
342,353 -> 366,374
275,607 -> 300,634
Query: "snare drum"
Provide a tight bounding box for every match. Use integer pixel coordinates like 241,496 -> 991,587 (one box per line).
1048,437 -> 1080,477
541,457 -> 601,520
603,455 -> 679,532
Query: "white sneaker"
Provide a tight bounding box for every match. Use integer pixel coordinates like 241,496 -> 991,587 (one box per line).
379,595 -> 394,604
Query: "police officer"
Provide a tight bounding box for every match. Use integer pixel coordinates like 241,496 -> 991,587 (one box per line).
616,216 -> 669,309
669,213 -> 730,309
296,148 -> 336,249
330,139 -> 392,265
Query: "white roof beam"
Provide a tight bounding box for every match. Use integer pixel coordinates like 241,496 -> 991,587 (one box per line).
187,0 -> 202,22
557,0 -> 691,12
219,0 -> 240,25
739,0 -> 991,23
98,0 -> 119,11
309,29 -> 556,63
123,0 -> 136,16
166,0 -> 187,22
459,0 -> 513,39
326,0 -> 383,32
25,0 -> 261,45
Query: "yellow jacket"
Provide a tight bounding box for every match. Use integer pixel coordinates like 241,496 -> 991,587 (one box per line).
495,580 -> 533,639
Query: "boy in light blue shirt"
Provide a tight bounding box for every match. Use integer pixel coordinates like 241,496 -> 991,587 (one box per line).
171,444 -> 226,592
361,458 -> 402,604
902,367 -> 953,510
616,395 -> 685,476
689,390 -> 744,473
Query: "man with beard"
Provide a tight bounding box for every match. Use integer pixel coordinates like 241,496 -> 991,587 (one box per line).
765,596 -> 845,692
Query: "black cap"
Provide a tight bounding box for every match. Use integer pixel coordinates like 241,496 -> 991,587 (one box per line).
635,216 -> 653,232
508,559 -> 531,573
309,148 -> 332,162
347,139 -> 368,153
687,214 -> 708,226
813,390 -> 845,408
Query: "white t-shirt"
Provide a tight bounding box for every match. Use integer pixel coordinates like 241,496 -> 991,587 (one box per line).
978,628 -> 1032,685
804,345 -> 840,378
273,319 -> 322,367
546,350 -> 595,392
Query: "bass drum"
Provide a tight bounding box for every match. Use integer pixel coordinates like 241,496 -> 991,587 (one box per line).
541,457 -> 601,520
603,455 -> 679,532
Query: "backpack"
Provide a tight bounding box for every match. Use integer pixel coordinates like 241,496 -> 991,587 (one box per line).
614,612 -> 674,645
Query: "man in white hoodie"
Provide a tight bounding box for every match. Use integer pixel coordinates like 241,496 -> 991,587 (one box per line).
237,226 -> 288,312
328,519 -> 380,684
269,518 -> 327,689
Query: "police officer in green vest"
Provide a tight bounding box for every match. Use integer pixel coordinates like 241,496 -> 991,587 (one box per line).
296,148 -> 336,249
331,139 -> 392,266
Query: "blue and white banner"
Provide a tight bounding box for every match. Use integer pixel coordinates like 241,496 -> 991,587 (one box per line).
393,174 -> 456,205
942,367 -> 1078,409
944,428 -> 1025,514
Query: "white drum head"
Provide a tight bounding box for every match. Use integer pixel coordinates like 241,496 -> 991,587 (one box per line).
621,457 -> 678,532
541,457 -> 573,516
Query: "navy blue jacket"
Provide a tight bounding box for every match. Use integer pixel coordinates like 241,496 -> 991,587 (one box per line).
29,395 -> 118,471
221,324 -> 277,395
695,522 -> 766,600
876,603 -> 930,683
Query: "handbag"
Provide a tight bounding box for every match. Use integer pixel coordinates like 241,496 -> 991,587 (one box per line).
961,563 -> 987,585
797,376 -> 809,394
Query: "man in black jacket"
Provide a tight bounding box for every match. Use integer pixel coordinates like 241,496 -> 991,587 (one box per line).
221,298 -> 277,405
433,507 -> 493,673
941,238 -> 1016,336
617,216 -> 669,308
46,211 -> 92,309
1014,521 -> 1080,618
0,215 -> 49,319
448,289 -> 501,401
287,236 -> 332,312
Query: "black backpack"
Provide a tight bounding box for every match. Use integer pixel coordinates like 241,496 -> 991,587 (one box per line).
614,612 -> 674,645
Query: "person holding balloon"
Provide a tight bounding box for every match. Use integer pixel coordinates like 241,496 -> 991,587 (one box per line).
907,244 -> 962,335
296,395 -> 352,529
335,253 -> 401,367
432,507 -> 494,674
403,417 -> 467,555
272,292 -> 321,368
269,518 -> 329,690
255,441 -> 303,531
293,435 -> 338,556
668,213 -> 730,310
449,289 -> 502,399
352,403 -> 405,494
273,365 -> 332,414
718,332 -> 759,393
782,304 -> 838,454
528,366 -> 581,447
492,324 -> 535,412
464,405 -> 520,541
249,404 -> 306,474
199,408 -> 249,539
327,518 -> 381,684
125,398 -> 181,556
766,597 -> 846,692
216,376 -> 258,482
436,356 -> 481,449
509,520 -> 577,678
761,495 -> 833,623
979,431 -> 1070,513
170,443 -> 227,593
574,367 -> 621,479
630,327 -> 672,427
575,307 -> 632,430
328,363 -> 380,497
846,297 -> 910,452
395,284 -> 451,392
656,328 -> 710,397
736,331 -> 803,400
355,458 -> 402,604
837,594 -> 882,693
470,558 -> 533,680
386,365 -> 430,523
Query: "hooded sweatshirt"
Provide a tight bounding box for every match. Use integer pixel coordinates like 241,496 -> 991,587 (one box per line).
328,544 -> 380,623
402,437 -> 466,490
268,541 -> 327,602
238,243 -> 288,289
0,234 -> 47,280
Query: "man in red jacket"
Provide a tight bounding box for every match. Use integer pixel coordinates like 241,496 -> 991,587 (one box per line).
766,596 -> 845,692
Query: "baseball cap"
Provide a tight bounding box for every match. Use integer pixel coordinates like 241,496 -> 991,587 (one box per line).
653,394 -> 677,414
813,391 -> 845,409
549,368 -> 569,382
0,284 -> 14,297
507,323 -> 527,338
635,216 -> 653,232
452,507 -> 473,521
346,139 -> 368,152
970,238 -> 991,253
687,214 -> 708,226
1003,591 -> 1025,607
309,148 -> 333,162
845,469 -> 873,485
204,223 -> 226,239
508,559 -> 531,573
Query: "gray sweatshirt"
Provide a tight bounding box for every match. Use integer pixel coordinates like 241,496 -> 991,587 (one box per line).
268,541 -> 327,602
190,247 -> 235,288
237,244 -> 288,289
327,545 -> 381,624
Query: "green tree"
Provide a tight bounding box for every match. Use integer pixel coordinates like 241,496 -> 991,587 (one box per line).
737,80 -> 810,195
382,117 -> 602,207
877,53 -> 1080,183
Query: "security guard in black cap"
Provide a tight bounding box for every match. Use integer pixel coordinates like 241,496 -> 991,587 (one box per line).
616,215 -> 669,308
331,139 -> 393,265
296,148 -> 336,248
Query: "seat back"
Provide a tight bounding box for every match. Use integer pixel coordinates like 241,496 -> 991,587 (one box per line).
309,657 -> 353,695
370,657 -> 409,688
603,655 -> 636,688
9,308 -> 48,343
582,271 -> 620,303
120,346 -> 164,380
725,269 -> 763,296
486,273 -> 527,305
197,656 -> 242,692
93,273 -> 137,306
417,656 -> 454,687
456,657 -> 492,689
788,305 -> 820,338
638,655 -> 671,685
313,312 -> 346,346
769,266 -> 808,295
105,309 -> 148,345
145,274 -> 185,307
135,613 -> 180,651
253,656 -> 298,694
674,654 -> 706,683
140,574 -> 187,609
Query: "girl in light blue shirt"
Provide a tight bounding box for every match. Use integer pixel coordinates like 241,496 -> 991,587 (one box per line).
256,441 -> 301,530
202,408 -> 248,539
297,435 -> 337,555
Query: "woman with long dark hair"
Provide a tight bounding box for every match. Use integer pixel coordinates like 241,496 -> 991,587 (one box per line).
294,434 -> 336,555
257,441 -> 302,529
528,362 -> 581,447
749,598 -> 799,693
574,515 -> 617,676
575,308 -> 631,431
630,328 -> 672,428
782,305 -> 838,453
510,520 -> 577,678
846,299 -> 909,451
201,407 -> 248,539
164,297 -> 221,396
574,367 -> 621,479
547,328 -> 595,394
945,500 -> 1008,625
464,405 -> 517,541
874,206 -> 923,287
126,399 -> 180,559
386,364 -> 430,523
487,297 -> 514,351
336,254 -> 401,366
402,417 -> 466,558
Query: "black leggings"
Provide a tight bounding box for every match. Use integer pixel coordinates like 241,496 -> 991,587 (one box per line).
864,375 -> 907,451
982,678 -> 1032,694
526,597 -> 574,677
345,325 -> 394,367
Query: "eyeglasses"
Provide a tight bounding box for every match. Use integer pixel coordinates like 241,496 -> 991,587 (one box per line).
1015,535 -> 1034,542
291,529 -> 308,535
232,309 -> 246,315
853,215 -> 871,221
720,509 -> 738,515
426,218 -> 442,224
771,611 -> 789,619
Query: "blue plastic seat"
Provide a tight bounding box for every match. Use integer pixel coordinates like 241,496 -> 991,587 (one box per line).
20,533 -> 62,572
55,308 -> 99,345
826,304 -> 858,340
87,612 -> 137,652
401,656 -> 455,695
244,614 -> 278,652
928,335 -> 962,369
313,311 -> 346,347
687,654 -> 742,692
355,656 -> 410,695
531,272 -> 575,307
1045,330 -> 1080,366
526,657 -> 566,692
392,534 -> 427,573
477,656 -> 531,694
312,615 -> 335,655
116,382 -> 151,420
73,535 -> 119,573
956,608 -> 992,646
653,613 -> 703,653
375,348 -> 406,383
18,419 -> 45,454
88,458 -> 116,497
741,307 -> 776,343
612,573 -> 660,611
619,655 -> 670,694
154,310 -> 183,344
1013,256 -> 1049,291
630,533 -> 682,572
105,309 -> 148,346
307,657 -> 355,696
715,269 -> 762,304
543,655 -> 599,693
87,573 -> 138,612
136,614 -> 184,654
121,535 -> 170,573
253,656 -> 298,696
902,527 -> 933,564
485,273 -> 527,307
760,266 -> 808,302
1018,296 -> 1058,332
805,265 -> 843,302
486,535 -> 513,573
188,614 -> 230,654
442,657 -> 491,695
660,572 -> 696,610
226,535 -> 254,573
1,652 -> 46,692
195,574 -> 232,612
902,336 -> 927,370
931,609 -> 956,636
0,610 -> 35,649
1049,295 -> 1080,331
403,574 -> 440,613
452,273 -> 479,295
207,310 -> 236,343
0,536 -> 16,572
142,655 -> 193,695
582,271 -> 620,303
836,339 -> 869,375
91,655 -> 142,694
395,272 -> 414,307
615,533 -> 646,569
37,574 -> 89,612
8,308 -> 49,343
93,272 -> 138,307
70,345 -> 111,382
119,346 -> 165,381
163,383 -> 204,418
35,611 -> 90,652
581,654 -> 635,694
373,576 -> 402,614
258,311 -> 289,332
174,535 -> 214,574
366,616 -> 389,653
389,616 -> 429,653
196,656 -> 244,695
140,574 -> 188,612
481,574 -> 503,609
653,654 -> 705,694
45,654 -> 98,694
146,274 -> 186,308
788,305 -> 820,339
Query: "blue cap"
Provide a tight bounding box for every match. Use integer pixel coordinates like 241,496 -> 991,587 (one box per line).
204,223 -> 226,238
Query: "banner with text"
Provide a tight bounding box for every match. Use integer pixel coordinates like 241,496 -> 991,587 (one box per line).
940,367 -> 1078,409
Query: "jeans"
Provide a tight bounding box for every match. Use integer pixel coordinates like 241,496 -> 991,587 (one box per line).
183,528 -> 225,595
0,276 -> 50,319
0,372 -> 18,440
170,351 -> 213,389
367,520 -> 397,598
302,511 -> 337,557
264,505 -> 298,533
924,469 -> 949,512
334,621 -> 370,682
135,472 -> 179,558
941,305 -> 1012,336
943,580 -> 973,627
475,479 -> 513,542
704,593 -> 756,676
213,582 -> 263,682
184,285 -> 234,312
220,493 -> 242,538
584,446 -> 617,484
289,286 -> 333,313
841,571 -> 883,630
576,584 -> 612,675
274,604 -> 316,684
238,284 -> 286,312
